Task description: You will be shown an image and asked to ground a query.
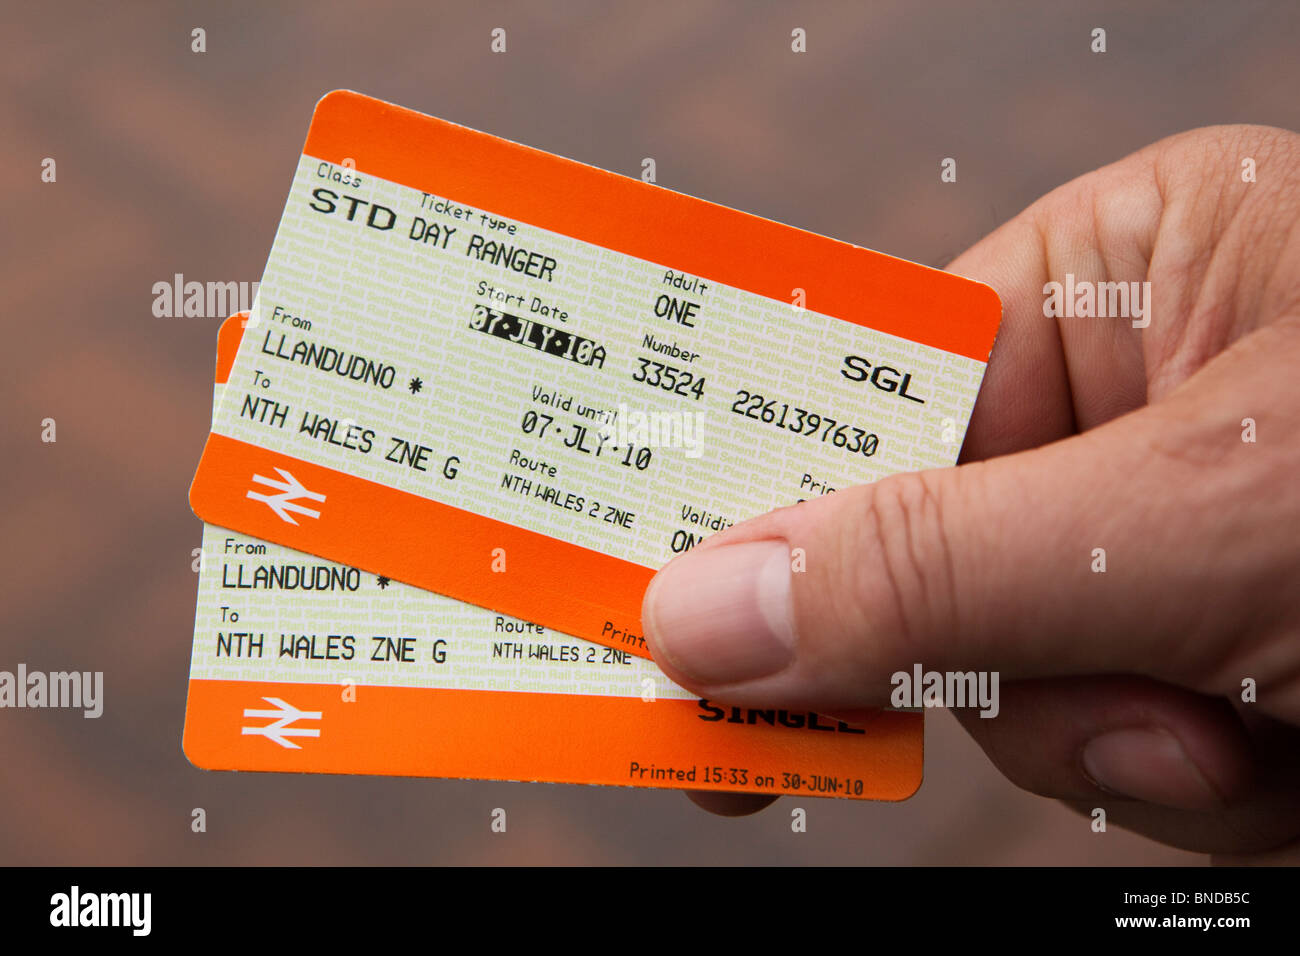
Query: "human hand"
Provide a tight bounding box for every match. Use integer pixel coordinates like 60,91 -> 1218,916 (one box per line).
642,126 -> 1300,859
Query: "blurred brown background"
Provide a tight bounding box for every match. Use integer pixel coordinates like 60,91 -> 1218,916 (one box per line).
3,1 -> 1297,865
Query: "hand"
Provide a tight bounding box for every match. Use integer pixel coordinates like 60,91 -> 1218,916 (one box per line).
641,126 -> 1300,860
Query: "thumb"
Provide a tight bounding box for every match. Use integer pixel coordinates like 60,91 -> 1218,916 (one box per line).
640,329 -> 1292,713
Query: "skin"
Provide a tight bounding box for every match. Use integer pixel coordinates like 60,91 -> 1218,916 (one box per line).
640,126 -> 1300,862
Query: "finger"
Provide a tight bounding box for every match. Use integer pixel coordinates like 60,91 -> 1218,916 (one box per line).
1060,761 -> 1300,857
957,685 -> 1300,854
948,125 -> 1300,462
949,675 -> 1255,812
641,316 -> 1300,718
1213,837 -> 1300,866
943,135 -> 1163,462
685,790 -> 778,817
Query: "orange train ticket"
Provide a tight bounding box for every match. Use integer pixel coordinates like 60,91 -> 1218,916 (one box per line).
190,90 -> 1001,659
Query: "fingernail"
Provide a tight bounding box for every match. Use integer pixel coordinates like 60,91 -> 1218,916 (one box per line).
1081,727 -> 1226,811
643,539 -> 796,685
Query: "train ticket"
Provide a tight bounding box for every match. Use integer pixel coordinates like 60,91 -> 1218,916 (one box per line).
184,314 -> 923,799
190,90 -> 1001,658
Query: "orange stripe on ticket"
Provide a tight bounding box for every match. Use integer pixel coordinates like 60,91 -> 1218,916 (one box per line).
190,432 -> 657,657
214,311 -> 247,384
183,678 -> 923,800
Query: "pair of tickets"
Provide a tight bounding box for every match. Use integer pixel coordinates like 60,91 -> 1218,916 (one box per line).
184,91 -> 1001,800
